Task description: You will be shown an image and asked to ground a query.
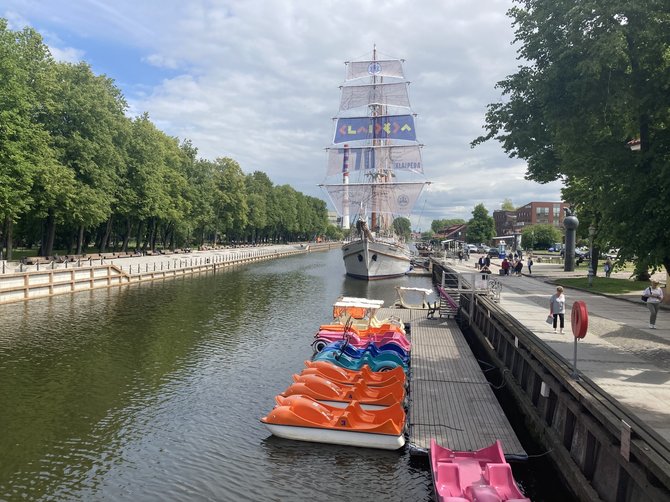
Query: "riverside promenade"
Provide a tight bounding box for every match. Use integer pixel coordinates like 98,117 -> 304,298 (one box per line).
446,257 -> 670,445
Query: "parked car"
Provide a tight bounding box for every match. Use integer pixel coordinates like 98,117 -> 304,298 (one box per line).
466,244 -> 478,253
476,244 -> 489,253
487,248 -> 500,258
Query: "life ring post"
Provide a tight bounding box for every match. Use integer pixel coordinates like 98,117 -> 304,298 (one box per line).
570,300 -> 589,379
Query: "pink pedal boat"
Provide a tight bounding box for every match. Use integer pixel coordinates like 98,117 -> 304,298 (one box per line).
430,439 -> 530,502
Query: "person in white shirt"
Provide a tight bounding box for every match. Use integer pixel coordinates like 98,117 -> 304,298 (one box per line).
549,286 -> 566,334
644,280 -> 664,329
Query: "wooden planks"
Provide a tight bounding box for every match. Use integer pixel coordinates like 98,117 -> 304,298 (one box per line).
405,310 -> 526,458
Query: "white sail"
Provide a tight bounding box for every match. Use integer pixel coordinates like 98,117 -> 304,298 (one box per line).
321,181 -> 427,217
326,145 -> 423,177
339,82 -> 410,111
345,59 -> 405,81
320,49 -> 430,280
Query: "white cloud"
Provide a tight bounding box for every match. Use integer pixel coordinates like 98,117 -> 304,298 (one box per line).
143,54 -> 180,69
3,0 -> 563,223
48,44 -> 85,63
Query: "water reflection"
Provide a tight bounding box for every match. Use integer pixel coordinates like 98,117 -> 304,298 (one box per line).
0,250 -> 434,501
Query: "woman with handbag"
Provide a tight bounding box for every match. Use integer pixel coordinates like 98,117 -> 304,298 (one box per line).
644,280 -> 664,329
549,286 -> 566,334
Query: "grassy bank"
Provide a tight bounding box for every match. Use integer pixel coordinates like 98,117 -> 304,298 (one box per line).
555,277 -> 649,294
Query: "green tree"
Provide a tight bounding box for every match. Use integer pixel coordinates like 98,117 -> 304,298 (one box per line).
521,224 -> 562,250
324,224 -> 344,241
44,62 -> 129,254
472,0 -> 670,278
467,204 -> 495,244
501,198 -> 515,211
0,21 -> 57,258
392,217 -> 412,241
212,157 -> 248,243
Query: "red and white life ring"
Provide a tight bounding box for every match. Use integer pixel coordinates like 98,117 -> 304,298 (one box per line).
571,300 -> 588,339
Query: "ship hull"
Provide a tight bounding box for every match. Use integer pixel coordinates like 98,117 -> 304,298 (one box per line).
342,239 -> 411,280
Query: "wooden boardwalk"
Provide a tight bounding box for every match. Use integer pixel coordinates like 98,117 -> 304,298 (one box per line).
395,308 -> 526,458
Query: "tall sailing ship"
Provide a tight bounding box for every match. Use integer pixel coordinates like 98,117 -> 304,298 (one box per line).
321,49 -> 429,280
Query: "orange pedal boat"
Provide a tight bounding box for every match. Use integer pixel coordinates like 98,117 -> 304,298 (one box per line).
302,360 -> 406,387
284,373 -> 405,409
261,394 -> 406,450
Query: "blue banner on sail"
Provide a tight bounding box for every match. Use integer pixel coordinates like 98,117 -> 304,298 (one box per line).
334,115 -> 416,143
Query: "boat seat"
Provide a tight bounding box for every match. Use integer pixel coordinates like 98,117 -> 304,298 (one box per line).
435,463 -> 462,497
466,485 -> 502,501
485,463 -> 526,500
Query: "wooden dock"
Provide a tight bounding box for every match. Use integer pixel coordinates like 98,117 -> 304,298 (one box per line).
380,307 -> 526,458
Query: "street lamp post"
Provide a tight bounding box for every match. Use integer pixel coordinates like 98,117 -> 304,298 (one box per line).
587,224 -> 596,287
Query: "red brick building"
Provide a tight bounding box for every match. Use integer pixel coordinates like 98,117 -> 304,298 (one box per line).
493,201 -> 568,236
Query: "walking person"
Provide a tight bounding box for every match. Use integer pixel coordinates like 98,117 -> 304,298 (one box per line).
549,286 -> 566,334
514,259 -> 523,276
604,258 -> 613,278
643,280 -> 664,329
527,256 -> 533,275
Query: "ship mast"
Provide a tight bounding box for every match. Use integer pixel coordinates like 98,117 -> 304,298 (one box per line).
370,46 -> 379,234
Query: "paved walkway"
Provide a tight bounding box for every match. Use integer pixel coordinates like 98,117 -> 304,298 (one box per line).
444,258 -> 670,445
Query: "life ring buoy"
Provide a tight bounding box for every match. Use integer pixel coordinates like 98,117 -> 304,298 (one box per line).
571,301 -> 588,339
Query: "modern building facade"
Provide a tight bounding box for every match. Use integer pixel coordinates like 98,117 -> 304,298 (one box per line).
493,201 -> 568,236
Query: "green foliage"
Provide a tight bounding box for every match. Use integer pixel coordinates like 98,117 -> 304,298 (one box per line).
324,224 -> 344,241
392,217 -> 412,241
556,277 -> 650,295
501,198 -> 515,211
473,1 -> 670,276
521,224 -> 562,250
466,203 -> 495,243
0,18 -> 326,256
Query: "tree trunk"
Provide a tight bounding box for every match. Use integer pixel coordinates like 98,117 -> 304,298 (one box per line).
76,225 -> 84,255
122,218 -> 132,252
148,218 -> 157,252
99,216 -> 113,252
44,210 -> 56,257
136,220 -> 145,251
3,216 -> 13,260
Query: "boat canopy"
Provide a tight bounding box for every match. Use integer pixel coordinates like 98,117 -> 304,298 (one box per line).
333,298 -> 383,320
335,297 -> 384,307
396,287 -> 433,294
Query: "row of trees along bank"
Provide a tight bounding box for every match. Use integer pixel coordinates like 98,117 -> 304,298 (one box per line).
0,20 -> 328,260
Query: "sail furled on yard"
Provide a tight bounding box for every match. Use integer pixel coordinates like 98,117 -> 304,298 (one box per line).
325,145 -> 423,176
322,182 -> 426,217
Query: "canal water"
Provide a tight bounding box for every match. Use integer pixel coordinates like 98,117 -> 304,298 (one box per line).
0,249 -> 563,501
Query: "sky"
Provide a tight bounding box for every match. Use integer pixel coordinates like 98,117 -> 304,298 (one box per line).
3,0 -> 563,230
